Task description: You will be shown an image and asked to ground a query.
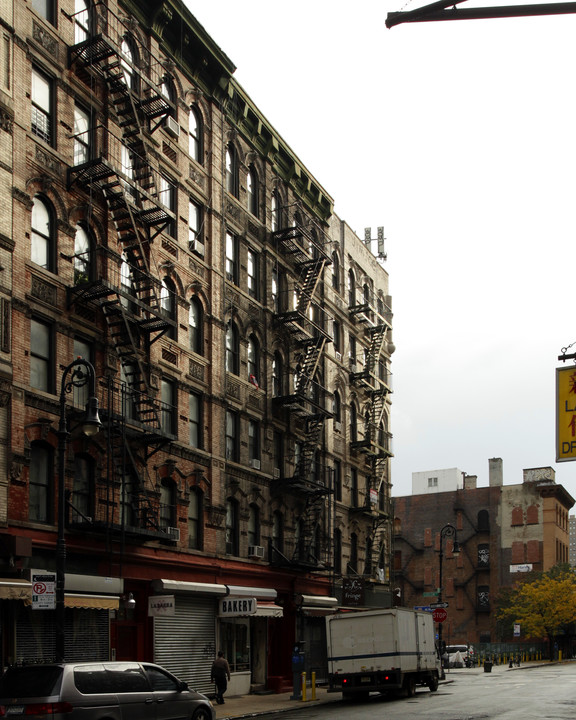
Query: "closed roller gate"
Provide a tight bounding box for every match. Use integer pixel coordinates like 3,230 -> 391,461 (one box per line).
154,595 -> 216,695
15,605 -> 109,662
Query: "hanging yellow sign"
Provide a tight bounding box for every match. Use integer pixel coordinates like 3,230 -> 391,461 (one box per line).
556,366 -> 576,461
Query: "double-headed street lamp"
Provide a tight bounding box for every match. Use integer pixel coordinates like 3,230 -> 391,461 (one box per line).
56,358 -> 101,662
437,523 -> 461,652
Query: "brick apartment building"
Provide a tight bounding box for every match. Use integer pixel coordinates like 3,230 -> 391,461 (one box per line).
0,0 -> 394,693
393,459 -> 574,647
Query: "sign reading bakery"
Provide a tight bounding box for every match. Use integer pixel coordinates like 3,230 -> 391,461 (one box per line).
219,597 -> 257,616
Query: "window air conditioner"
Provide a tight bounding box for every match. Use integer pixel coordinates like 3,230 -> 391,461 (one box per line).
248,545 -> 265,559
273,468 -> 281,479
164,116 -> 180,138
335,351 -> 342,362
167,527 -> 180,541
250,458 -> 261,470
192,239 -> 205,257
334,421 -> 341,432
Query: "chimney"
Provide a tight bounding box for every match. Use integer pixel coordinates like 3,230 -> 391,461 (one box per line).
463,474 -> 477,490
489,458 -> 503,486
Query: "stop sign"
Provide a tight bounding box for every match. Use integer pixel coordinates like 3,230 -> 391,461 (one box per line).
432,608 -> 447,623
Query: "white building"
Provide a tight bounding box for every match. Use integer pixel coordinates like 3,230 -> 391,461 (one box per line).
411,467 -> 467,494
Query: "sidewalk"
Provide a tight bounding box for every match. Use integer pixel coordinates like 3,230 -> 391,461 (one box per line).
212,661 -> 551,719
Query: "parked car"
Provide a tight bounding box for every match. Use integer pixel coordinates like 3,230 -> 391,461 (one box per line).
445,644 -> 474,668
0,661 -> 215,720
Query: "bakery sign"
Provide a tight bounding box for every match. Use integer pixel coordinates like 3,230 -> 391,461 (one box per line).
219,597 -> 257,616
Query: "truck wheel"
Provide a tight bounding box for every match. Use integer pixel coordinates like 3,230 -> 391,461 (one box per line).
403,676 -> 416,698
427,675 -> 439,692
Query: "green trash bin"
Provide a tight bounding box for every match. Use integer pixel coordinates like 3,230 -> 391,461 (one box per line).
484,661 -> 493,673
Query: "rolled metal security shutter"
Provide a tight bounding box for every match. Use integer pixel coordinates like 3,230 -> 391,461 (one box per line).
154,595 -> 216,695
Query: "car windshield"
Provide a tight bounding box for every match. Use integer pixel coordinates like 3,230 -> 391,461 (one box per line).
0,666 -> 63,697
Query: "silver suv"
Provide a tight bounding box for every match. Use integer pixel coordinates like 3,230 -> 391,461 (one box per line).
0,662 -> 214,720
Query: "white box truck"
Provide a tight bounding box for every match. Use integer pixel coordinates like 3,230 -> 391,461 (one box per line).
326,608 -> 441,699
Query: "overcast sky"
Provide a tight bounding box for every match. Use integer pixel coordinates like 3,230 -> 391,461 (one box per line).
187,0 -> 576,499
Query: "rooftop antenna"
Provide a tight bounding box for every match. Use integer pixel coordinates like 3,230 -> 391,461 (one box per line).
364,227 -> 387,261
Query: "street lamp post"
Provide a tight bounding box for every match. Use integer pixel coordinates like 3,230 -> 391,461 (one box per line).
56,358 -> 101,662
437,523 -> 461,655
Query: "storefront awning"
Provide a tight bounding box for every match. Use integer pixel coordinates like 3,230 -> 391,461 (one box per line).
152,579 -> 228,597
0,580 -> 32,603
64,593 -> 119,610
254,602 -> 283,618
301,606 -> 336,616
299,594 -> 338,607
226,585 -> 277,600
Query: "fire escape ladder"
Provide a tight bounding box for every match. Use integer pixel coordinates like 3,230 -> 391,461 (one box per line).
295,257 -> 328,316
365,515 -> 389,581
295,336 -> 326,396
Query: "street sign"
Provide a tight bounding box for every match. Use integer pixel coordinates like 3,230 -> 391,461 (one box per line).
432,608 -> 447,623
556,366 -> 576,461
430,602 -> 448,609
32,572 -> 56,610
423,591 -> 439,597
414,605 -> 432,612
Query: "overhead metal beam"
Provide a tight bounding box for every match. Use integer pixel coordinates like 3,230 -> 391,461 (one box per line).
386,0 -> 576,27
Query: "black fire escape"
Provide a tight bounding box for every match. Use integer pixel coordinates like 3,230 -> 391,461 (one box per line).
349,294 -> 394,580
271,225 -> 333,571
66,6 -> 178,542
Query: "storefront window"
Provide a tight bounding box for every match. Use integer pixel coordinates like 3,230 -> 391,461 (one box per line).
220,619 -> 249,672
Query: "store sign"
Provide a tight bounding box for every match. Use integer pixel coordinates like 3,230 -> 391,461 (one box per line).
342,578 -> 364,606
32,572 -> 56,610
219,597 -> 257,616
556,366 -> 576,461
148,595 -> 175,616
510,564 -> 533,573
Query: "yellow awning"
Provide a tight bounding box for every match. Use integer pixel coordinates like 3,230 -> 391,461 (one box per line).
0,580 -> 32,603
65,594 -> 120,610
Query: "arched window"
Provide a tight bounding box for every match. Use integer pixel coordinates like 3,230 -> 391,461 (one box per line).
247,335 -> 259,385
189,297 -> 203,355
31,196 -> 54,271
120,35 -> 139,91
349,533 -> 358,574
350,403 -> 358,442
160,277 -> 177,340
72,454 -> 93,523
74,0 -> 91,43
272,511 -> 284,555
119,469 -> 137,528
334,528 -> 342,575
272,352 -> 283,397
74,224 -> 92,284
225,144 -> 238,197
160,378 -> 177,436
332,252 -> 340,291
188,106 -> 202,162
160,478 -> 176,530
188,487 -> 203,550
478,509 -> 490,531
271,191 -> 280,232
225,322 -> 239,375
248,504 -> 260,546
348,269 -> 356,307
226,498 -> 239,555
160,75 -> 176,105
247,165 -> 259,217
333,391 -> 341,424
271,268 -> 279,313
29,442 -> 53,523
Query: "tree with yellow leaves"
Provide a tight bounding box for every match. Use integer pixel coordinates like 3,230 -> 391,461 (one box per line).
497,565 -> 576,656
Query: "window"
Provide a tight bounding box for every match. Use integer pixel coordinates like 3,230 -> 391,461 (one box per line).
221,619 -> 249,672
333,321 -> 341,354
333,391 -> 341,424
160,378 -> 177,436
247,335 -> 259,384
477,585 -> 490,610
73,104 -> 90,165
188,106 -> 202,162
160,479 -> 176,529
160,76 -> 176,104
334,528 -> 342,575
188,488 -> 203,550
225,498 -> 239,554
1,32 -> 10,92
160,277 -> 177,340
271,191 -> 281,232
120,470 -> 137,527
30,318 -> 52,392
225,144 -> 238,197
248,419 -> 260,466
271,268 -> 279,312
188,199 -> 204,256
32,0 -> 55,25
120,35 -> 138,91
189,392 -> 202,448
349,336 -> 357,368
272,511 -> 283,555
72,455 -> 93,523
74,224 -> 92,284
121,144 -> 137,202
247,249 -> 259,299
478,509 -> 490,531
73,336 -> 92,407
188,297 -> 203,354
333,460 -> 342,502
273,431 -> 283,478
349,533 -> 358,574
428,477 -> 438,488
478,543 -> 490,567
350,468 -> 358,508
158,176 -> 176,238
74,0 -> 91,43
31,196 -> 54,271
247,166 -> 259,217
225,322 -> 239,375
120,253 -> 136,311
248,504 -> 260,546
331,252 -> 340,291
350,403 -> 358,442
225,231 -> 238,284
348,269 -> 356,307
272,352 -> 283,397
29,443 -> 52,523
31,67 -> 52,144
225,410 -> 239,461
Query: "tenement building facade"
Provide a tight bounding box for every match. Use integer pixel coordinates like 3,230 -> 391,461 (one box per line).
0,0 -> 394,693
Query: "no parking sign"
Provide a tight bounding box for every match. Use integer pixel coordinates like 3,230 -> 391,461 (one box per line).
32,572 -> 56,610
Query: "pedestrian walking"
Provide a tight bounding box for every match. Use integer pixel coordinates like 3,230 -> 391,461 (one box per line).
211,650 -> 231,705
